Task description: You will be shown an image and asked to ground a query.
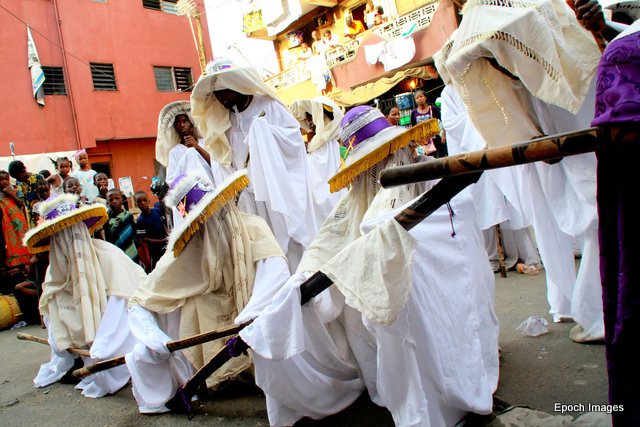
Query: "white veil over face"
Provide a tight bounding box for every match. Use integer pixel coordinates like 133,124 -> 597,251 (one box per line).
190,61 -> 289,166
40,223 -> 143,351
290,97 -> 344,153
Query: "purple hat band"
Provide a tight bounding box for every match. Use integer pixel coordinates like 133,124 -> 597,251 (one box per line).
340,106 -> 393,148
184,187 -> 208,213
44,197 -> 76,221
347,117 -> 392,147
170,173 -> 214,214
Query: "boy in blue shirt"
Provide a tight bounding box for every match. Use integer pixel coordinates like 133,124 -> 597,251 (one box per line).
134,191 -> 167,271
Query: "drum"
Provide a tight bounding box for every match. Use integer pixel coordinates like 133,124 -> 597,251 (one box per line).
0,294 -> 23,330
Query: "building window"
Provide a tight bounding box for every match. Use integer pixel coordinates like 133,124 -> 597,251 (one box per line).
90,62 -> 117,91
41,66 -> 67,95
153,66 -> 193,92
143,0 -> 178,14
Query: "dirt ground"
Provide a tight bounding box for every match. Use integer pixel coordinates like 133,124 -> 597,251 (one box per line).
0,260 -> 609,426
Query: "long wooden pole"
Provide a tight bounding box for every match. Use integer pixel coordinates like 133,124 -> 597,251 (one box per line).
379,127 -> 605,188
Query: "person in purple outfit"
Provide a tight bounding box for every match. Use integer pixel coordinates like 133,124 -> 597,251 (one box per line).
573,0 -> 640,423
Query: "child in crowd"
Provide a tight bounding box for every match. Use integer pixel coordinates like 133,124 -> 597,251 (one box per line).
38,170 -> 51,179
36,179 -> 50,202
31,179 -> 52,224
63,176 -> 89,206
47,157 -> 73,196
105,189 -> 138,262
92,172 -> 109,205
133,191 -> 167,272
73,149 -> 99,200
7,160 -> 45,228
0,170 -> 30,268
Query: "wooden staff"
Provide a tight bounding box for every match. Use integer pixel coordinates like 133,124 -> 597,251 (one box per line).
381,126 -> 640,188
71,320 -> 252,379
17,333 -> 91,357
379,127 -> 606,188
165,171 -> 484,416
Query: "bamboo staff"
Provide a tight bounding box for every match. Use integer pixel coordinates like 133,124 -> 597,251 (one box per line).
17,333 -> 91,357
164,171 -> 484,415
71,320 -> 252,379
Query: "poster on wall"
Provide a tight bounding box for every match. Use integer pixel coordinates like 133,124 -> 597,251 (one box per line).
118,177 -> 134,197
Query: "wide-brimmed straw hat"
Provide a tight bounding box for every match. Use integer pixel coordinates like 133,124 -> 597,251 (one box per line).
165,170 -> 249,257
328,105 -> 439,193
23,194 -> 108,254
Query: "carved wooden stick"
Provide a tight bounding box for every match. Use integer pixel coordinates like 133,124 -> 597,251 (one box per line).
71,320 -> 253,379
379,127 -> 605,188
17,333 -> 91,357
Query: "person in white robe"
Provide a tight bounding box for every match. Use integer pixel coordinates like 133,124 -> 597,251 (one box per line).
441,85 -> 541,271
23,195 -> 146,398
190,58 -> 317,273
290,97 -> 347,228
156,101 -> 221,228
237,106 -> 499,426
434,0 -> 604,343
125,171 -> 289,414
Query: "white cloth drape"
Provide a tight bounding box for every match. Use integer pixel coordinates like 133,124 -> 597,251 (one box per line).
126,255 -> 290,413
239,149 -> 499,426
220,95 -> 318,272
441,85 -> 540,270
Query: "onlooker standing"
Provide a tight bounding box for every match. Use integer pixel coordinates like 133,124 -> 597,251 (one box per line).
410,90 -> 446,157
0,170 -> 30,267
73,149 -> 99,201
63,176 -> 89,206
311,30 -> 326,55
7,160 -> 45,228
323,30 -> 340,47
104,188 -> 138,262
384,105 -> 401,126
364,0 -> 377,29
47,157 -> 73,196
344,17 -> 366,39
133,191 -> 167,272
92,172 -> 109,205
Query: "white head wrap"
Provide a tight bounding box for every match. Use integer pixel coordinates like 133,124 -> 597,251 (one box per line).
434,0 -> 601,147
290,96 -> 344,153
155,101 -> 204,167
190,59 -> 290,166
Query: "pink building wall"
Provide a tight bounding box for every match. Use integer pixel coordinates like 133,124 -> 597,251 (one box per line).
1,0 -> 212,202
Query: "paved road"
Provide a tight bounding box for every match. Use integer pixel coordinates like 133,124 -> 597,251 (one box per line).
0,260 -> 608,426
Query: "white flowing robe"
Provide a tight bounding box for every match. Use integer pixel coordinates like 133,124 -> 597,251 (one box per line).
307,138 -> 345,228
126,256 -> 290,414
434,0 -> 603,341
125,205 -> 289,413
221,95 -> 318,273
239,150 -> 499,426
34,224 -> 145,397
441,85 -> 540,270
